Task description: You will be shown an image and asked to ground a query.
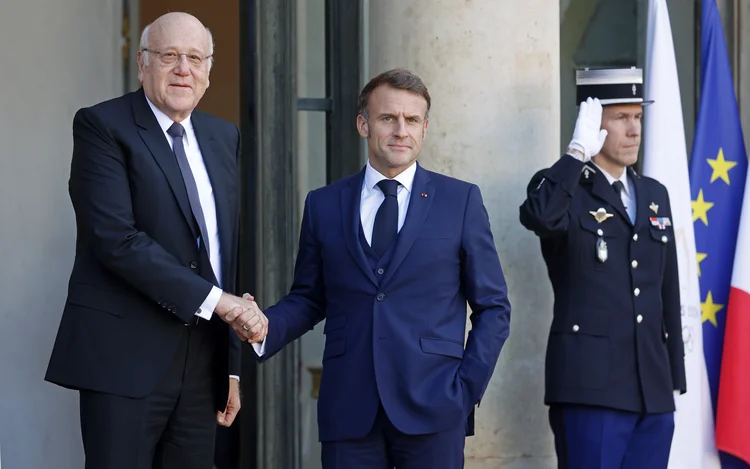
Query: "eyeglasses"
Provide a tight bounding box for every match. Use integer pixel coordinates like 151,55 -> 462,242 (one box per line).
141,49 -> 212,68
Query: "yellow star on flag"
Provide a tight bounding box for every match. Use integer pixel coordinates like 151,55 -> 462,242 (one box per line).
701,291 -> 724,327
696,253 -> 707,277
692,189 -> 714,225
707,148 -> 738,185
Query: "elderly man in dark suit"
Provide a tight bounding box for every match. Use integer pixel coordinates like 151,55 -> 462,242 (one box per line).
45,12 -> 263,469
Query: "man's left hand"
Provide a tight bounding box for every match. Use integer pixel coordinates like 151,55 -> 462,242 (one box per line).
217,378 -> 241,427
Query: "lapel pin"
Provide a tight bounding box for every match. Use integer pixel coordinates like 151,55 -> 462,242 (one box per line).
421,193 -> 427,198
589,207 -> 614,224
584,168 -> 590,179
649,202 -> 659,213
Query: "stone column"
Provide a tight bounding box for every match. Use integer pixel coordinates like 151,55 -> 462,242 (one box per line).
368,1 -> 560,468
253,1 -> 301,468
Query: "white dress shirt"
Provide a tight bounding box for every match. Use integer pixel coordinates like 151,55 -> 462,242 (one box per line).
592,162 -> 636,224
360,160 -> 416,243
146,97 -> 223,320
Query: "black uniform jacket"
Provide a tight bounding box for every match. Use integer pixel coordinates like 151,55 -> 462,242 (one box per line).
519,154 -> 686,414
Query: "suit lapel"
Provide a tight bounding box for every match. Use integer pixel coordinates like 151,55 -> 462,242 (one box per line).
192,112 -> 234,287
380,165 -> 433,288
631,170 -> 652,232
341,169 -> 378,286
589,165 -> 630,223
132,89 -> 196,238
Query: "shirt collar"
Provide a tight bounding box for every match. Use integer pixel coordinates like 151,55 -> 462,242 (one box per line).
363,160 -> 417,195
592,161 -> 631,196
145,94 -> 194,146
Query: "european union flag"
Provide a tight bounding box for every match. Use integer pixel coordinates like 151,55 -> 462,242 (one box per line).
690,0 -> 748,467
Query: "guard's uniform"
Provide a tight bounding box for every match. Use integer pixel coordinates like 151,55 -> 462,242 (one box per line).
519,67 -> 686,469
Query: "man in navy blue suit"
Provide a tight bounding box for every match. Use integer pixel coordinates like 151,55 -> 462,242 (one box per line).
229,68 -> 511,468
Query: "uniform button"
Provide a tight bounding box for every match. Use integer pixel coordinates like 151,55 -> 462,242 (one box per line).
633,234 -> 639,241
636,314 -> 643,323
597,229 -> 603,236
631,260 -> 638,268
661,235 -> 668,243
665,332 -> 669,339
634,288 -> 641,296
190,261 -> 198,269
376,293 -> 385,301
377,268 -> 384,275
572,325 -> 580,332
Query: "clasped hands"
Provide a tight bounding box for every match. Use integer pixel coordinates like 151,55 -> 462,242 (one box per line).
216,292 -> 268,343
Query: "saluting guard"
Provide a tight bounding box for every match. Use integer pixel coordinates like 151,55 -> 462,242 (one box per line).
519,67 -> 686,469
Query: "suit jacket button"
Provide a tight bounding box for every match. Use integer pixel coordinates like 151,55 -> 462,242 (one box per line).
631,260 -> 638,268
377,268 -> 384,275
376,293 -> 385,301
190,261 -> 198,269
636,314 -> 643,323
572,325 -> 580,332
633,233 -> 639,241
634,288 -> 641,296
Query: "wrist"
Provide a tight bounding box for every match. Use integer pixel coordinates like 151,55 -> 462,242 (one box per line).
215,292 -> 234,315
566,147 -> 586,161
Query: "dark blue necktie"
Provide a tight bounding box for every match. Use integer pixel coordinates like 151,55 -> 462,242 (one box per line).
372,179 -> 400,257
167,122 -> 211,257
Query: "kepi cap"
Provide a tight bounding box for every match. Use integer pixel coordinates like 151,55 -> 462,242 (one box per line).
576,67 -> 653,106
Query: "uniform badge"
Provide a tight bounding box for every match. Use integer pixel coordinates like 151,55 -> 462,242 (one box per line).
649,202 -> 659,213
649,217 -> 672,230
589,208 -> 614,223
596,238 -> 608,263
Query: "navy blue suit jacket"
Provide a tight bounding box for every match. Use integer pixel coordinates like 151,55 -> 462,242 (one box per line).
258,163 -> 511,442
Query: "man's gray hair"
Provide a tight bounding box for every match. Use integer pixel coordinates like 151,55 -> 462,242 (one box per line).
139,23 -> 215,70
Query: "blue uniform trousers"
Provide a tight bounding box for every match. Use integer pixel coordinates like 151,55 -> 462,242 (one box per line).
549,404 -> 674,469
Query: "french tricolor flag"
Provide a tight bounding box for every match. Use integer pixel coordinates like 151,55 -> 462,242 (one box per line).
716,166 -> 750,466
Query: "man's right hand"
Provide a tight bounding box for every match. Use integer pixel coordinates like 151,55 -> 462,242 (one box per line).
214,292 -> 267,343
567,97 -> 608,161
214,292 -> 257,322
226,303 -> 268,344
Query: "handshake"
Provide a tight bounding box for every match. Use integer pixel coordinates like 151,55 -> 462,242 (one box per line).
215,292 -> 268,344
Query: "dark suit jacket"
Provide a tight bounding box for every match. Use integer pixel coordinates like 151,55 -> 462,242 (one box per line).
45,88 -> 242,409
257,164 -> 511,442
519,155 -> 687,414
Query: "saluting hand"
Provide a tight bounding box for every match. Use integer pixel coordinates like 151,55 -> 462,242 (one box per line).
567,97 -> 608,161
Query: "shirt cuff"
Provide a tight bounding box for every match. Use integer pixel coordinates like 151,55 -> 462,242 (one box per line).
229,375 -> 240,381
195,286 -> 222,320
252,337 -> 267,357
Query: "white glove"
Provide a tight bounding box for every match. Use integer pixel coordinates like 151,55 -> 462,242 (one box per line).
567,97 -> 608,162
